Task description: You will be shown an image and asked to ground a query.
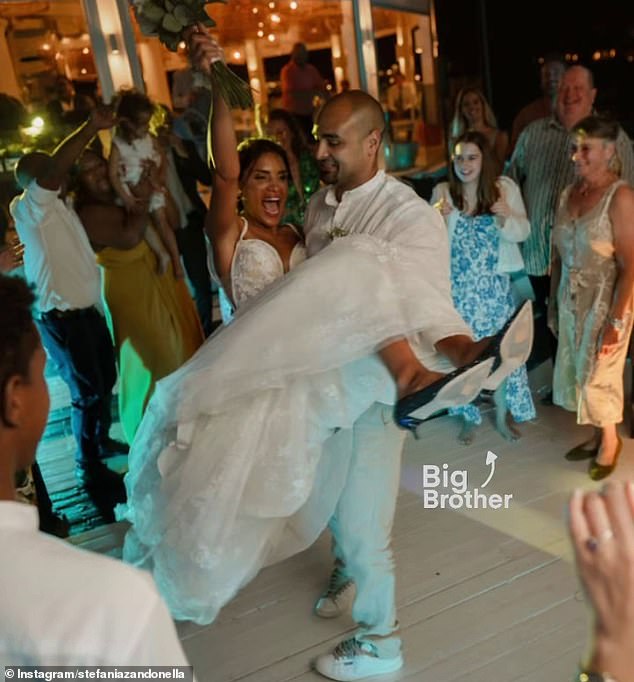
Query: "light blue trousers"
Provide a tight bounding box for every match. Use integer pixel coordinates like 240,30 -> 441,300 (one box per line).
329,402 -> 406,658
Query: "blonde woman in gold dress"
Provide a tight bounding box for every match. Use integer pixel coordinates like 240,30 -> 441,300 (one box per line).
550,115 -> 634,480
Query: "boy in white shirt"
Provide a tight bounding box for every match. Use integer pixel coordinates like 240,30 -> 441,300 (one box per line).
0,274 -> 193,670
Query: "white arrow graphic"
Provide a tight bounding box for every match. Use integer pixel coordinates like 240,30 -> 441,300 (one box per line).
481,450 -> 498,488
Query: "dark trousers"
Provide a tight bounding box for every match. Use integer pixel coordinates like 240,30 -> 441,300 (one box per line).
176,214 -> 214,336
37,306 -> 117,464
528,274 -> 558,368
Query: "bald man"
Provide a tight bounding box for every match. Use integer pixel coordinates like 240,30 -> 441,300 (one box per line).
306,91 -> 474,680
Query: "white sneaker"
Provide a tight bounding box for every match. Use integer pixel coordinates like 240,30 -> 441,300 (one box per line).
314,637 -> 403,681
314,565 -> 355,618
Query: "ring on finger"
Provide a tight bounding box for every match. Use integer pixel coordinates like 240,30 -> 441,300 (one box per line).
585,528 -> 615,552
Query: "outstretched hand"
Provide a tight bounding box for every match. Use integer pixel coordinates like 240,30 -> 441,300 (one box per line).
185,23 -> 225,75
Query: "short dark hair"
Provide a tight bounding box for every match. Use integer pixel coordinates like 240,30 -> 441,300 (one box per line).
237,137 -> 291,185
0,275 -> 39,426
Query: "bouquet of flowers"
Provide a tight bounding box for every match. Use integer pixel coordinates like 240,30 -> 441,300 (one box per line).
130,0 -> 253,109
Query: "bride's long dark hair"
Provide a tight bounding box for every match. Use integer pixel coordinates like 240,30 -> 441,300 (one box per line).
448,130 -> 500,215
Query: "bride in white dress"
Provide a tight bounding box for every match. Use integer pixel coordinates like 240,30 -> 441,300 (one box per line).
120,32 -> 532,625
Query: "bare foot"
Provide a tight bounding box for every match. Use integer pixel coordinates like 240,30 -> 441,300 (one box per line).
458,420 -> 477,445
397,368 -> 445,401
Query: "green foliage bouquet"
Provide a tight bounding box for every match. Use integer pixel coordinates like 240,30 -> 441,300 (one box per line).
130,0 -> 253,108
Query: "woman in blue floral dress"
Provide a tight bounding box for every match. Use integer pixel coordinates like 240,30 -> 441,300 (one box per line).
431,131 -> 536,443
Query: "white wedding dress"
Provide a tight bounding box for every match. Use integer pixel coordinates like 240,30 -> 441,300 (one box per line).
121,196 -> 469,624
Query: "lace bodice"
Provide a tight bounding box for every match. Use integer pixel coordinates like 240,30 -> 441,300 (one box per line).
218,218 -> 306,322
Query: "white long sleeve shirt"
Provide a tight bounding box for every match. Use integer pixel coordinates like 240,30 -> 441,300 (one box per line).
10,181 -> 101,313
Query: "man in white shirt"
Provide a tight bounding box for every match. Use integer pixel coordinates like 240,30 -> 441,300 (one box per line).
306,90 -> 533,681
305,91 -> 471,681
10,109 -> 127,488
0,274 -> 193,669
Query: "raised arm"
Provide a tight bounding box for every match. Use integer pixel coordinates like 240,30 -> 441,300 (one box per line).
38,107 -> 116,191
187,26 -> 241,286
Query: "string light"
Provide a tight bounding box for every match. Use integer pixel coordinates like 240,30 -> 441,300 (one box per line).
267,33 -> 275,42
290,0 -> 298,8
233,51 -> 241,59
252,6 -> 258,13
257,30 -> 264,37
41,43 -> 51,51
82,47 -> 90,54
271,13 -> 280,22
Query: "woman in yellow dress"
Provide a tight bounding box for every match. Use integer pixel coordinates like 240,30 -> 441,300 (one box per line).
74,149 -> 203,442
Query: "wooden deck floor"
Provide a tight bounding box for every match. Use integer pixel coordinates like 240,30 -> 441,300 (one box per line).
57,361 -> 634,682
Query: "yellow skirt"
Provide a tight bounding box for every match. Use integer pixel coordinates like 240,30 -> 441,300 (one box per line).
97,240 -> 203,442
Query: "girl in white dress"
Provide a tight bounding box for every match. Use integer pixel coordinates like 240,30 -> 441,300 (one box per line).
109,91 -> 184,279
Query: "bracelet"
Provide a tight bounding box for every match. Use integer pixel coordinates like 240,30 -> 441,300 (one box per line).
608,314 -> 631,332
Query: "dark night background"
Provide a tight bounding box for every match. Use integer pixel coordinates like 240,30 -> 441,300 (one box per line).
434,0 -> 634,136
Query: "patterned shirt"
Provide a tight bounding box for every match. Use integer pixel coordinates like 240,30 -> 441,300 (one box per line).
506,116 -> 634,276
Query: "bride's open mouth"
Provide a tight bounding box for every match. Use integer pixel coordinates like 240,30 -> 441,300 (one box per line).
262,197 -> 281,216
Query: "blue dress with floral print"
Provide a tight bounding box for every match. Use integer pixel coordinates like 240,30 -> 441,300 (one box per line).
449,212 -> 536,425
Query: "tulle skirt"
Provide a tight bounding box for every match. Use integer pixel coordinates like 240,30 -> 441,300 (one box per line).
119,234 -> 467,624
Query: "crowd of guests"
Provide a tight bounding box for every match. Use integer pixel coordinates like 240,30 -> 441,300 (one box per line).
1,29 -> 634,682
444,59 -> 634,483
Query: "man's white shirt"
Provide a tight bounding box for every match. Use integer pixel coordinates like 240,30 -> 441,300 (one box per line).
10,181 -> 101,313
